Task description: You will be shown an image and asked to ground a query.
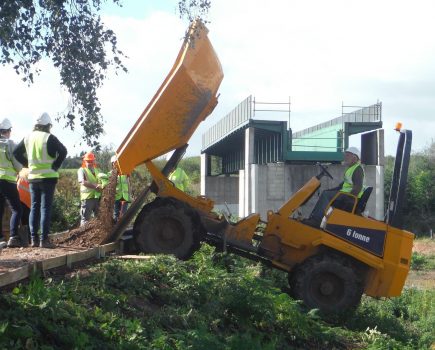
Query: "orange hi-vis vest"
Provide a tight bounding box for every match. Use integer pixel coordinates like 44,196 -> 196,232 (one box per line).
17,177 -> 31,208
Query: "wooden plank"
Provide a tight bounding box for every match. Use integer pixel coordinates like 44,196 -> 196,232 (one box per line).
0,265 -> 29,287
41,255 -> 67,271
66,248 -> 98,268
0,241 -> 121,288
115,255 -> 153,260
100,242 -> 119,255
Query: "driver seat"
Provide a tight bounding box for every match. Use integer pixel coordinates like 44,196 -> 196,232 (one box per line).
329,186 -> 373,215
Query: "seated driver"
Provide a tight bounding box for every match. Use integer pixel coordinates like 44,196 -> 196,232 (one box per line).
305,147 -> 364,226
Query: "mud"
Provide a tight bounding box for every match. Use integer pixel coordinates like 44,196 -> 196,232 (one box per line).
53,167 -> 119,248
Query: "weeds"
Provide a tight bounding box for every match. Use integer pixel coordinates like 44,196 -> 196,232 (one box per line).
411,252 -> 435,270
0,245 -> 434,349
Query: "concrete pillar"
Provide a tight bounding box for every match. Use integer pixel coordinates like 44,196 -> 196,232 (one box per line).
200,153 -> 209,196
375,165 -> 384,220
251,164 -> 258,213
238,169 -> 245,217
244,127 -> 255,215
377,129 -> 385,166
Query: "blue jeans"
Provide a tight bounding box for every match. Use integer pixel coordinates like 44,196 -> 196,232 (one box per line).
0,180 -> 23,238
29,181 -> 56,241
310,189 -> 356,222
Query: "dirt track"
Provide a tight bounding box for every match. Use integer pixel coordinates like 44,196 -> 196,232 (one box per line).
0,246 -> 90,274
412,239 -> 435,255
407,239 -> 435,289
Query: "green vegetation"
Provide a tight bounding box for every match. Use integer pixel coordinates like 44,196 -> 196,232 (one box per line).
411,252 -> 435,271
384,142 -> 435,237
1,245 -> 433,349
52,155 -> 201,232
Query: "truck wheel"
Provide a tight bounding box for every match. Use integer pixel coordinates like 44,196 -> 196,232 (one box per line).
289,253 -> 363,313
134,205 -> 196,260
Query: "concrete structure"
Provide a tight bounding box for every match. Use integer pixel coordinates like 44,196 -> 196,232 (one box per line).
202,156 -> 384,221
201,97 -> 385,221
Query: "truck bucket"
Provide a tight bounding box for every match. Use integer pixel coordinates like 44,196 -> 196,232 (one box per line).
115,20 -> 224,175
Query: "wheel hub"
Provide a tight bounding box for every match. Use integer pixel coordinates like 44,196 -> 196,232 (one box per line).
319,281 -> 334,295
156,218 -> 184,249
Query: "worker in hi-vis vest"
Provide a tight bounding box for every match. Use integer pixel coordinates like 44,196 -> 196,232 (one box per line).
169,167 -> 189,192
110,155 -> 131,223
13,113 -> 67,248
0,118 -> 23,248
306,147 -> 365,227
77,152 -> 102,226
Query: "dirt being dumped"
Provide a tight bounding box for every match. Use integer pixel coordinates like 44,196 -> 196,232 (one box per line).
53,167 -> 119,248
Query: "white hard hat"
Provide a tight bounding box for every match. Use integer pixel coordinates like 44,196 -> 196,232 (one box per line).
34,112 -> 52,126
110,155 -> 118,163
345,146 -> 360,159
0,118 -> 12,130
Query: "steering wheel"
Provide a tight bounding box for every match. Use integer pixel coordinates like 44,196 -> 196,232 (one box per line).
318,163 -> 334,180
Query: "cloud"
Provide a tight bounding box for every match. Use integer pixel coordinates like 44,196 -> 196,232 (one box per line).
1,0 -> 434,158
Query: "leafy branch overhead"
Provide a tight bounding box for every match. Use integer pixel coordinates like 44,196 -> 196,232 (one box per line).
0,0 -> 211,147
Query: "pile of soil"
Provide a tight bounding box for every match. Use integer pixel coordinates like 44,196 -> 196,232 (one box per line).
53,167 -> 119,248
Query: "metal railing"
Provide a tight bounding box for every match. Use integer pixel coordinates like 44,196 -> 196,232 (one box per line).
293,102 -> 382,139
202,96 -> 291,151
202,95 -> 252,150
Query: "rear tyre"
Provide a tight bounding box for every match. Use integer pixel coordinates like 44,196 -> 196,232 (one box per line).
289,253 -> 363,314
134,203 -> 197,260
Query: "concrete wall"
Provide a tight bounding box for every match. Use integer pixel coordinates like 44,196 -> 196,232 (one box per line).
251,163 -> 383,220
202,175 -> 239,215
203,163 -> 384,221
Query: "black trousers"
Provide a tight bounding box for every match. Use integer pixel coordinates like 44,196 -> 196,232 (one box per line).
0,179 -> 23,238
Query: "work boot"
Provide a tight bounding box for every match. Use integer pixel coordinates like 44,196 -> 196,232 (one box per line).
40,239 -> 56,249
30,237 -> 40,248
7,236 -> 23,248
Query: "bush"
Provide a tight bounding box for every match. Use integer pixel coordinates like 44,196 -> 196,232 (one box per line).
411,252 -> 435,270
51,170 -> 81,232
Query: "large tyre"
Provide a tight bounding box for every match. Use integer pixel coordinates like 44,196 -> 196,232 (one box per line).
134,204 -> 197,260
289,253 -> 364,314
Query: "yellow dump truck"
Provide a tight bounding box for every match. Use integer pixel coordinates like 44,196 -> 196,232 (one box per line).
108,20 -> 414,313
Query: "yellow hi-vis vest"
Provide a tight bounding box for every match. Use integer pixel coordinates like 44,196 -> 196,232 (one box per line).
0,139 -> 17,182
24,131 -> 58,180
115,174 -> 130,201
341,162 -> 364,198
80,167 -> 101,200
97,172 -> 109,189
169,168 -> 189,192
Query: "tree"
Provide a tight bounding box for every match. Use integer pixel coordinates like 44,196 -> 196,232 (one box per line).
0,0 -> 211,147
385,141 -> 435,235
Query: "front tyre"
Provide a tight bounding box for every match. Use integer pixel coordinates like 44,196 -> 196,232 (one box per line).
134,205 -> 196,260
289,253 -> 364,313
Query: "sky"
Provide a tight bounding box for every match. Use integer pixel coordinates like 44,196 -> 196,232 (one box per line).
1,0 -> 434,158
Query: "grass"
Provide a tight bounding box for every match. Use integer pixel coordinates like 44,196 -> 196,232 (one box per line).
411,252 -> 435,271
1,244 -> 434,349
